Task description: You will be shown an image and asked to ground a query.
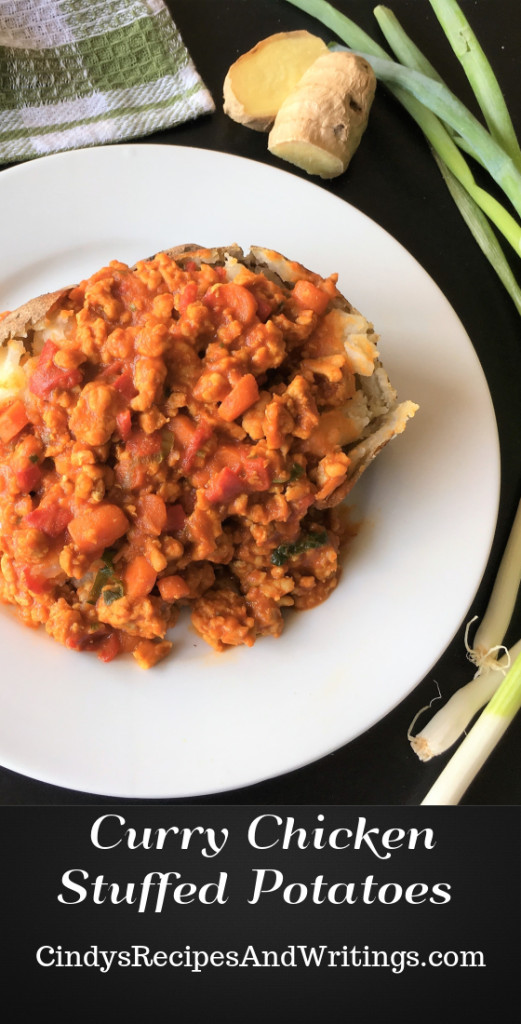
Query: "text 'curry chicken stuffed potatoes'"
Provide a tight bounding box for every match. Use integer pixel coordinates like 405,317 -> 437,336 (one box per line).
0,244 -> 417,669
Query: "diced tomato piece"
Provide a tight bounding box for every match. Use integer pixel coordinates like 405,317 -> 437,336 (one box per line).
255,295 -> 273,322
124,555 -> 157,601
65,633 -> 82,651
221,444 -> 272,491
165,502 -> 187,532
15,463 -> 42,493
184,260 -> 198,272
292,279 -> 330,315
78,630 -> 121,662
205,466 -> 244,505
124,429 -> 162,460
135,493 -> 167,536
113,369 -> 138,401
116,409 -> 132,440
0,399 -> 30,444
203,282 -> 258,324
98,359 -> 124,379
68,503 -> 129,554
29,340 -> 83,397
179,420 -> 213,473
20,567 -> 51,594
25,504 -> 74,538
96,632 -> 121,663
238,455 -> 271,492
170,415 -> 212,473
177,280 -> 198,314
218,374 -> 259,422
202,444 -> 272,504
114,271 -> 149,317
158,574 -> 190,602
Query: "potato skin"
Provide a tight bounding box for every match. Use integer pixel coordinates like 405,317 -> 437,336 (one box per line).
0,247 -> 204,351
0,289 -> 69,347
0,242 -> 416,498
0,243 -> 417,667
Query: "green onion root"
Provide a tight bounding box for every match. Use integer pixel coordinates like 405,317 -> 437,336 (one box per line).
409,640 -> 521,761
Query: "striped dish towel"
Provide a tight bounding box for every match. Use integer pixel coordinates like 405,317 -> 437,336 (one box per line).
0,0 -> 215,165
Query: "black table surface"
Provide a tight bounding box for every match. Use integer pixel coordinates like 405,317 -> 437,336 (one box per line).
0,0 -> 520,806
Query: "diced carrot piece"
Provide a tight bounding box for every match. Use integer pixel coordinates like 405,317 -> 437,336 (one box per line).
169,413 -> 197,448
0,399 -> 30,444
158,574 -> 190,602
204,282 -> 258,324
68,503 -> 129,554
124,555 -> 157,601
218,374 -> 259,422
135,492 -> 167,536
114,459 -> 147,493
292,279 -> 330,315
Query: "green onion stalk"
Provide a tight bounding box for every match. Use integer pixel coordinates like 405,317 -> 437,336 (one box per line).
283,0 -> 521,801
352,53 -> 521,222
284,0 -> 521,263
421,648 -> 521,804
428,0 -> 521,170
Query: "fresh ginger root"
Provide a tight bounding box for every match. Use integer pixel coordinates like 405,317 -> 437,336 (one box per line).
268,51 -> 376,179
223,30 -> 328,132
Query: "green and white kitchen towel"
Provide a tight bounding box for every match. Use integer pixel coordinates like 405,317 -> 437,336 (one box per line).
0,0 -> 215,165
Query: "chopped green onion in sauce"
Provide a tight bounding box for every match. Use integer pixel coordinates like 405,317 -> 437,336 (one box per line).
87,548 -> 121,604
102,583 -> 125,605
271,528 -> 328,566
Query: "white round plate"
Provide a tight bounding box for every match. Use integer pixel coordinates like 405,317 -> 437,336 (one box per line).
0,145 -> 499,798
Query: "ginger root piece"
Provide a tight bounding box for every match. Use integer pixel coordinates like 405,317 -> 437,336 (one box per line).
268,51 -> 376,179
223,30 -> 328,132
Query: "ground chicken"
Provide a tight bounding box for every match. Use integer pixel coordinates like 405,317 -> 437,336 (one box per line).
0,246 -> 397,667
190,587 -> 256,650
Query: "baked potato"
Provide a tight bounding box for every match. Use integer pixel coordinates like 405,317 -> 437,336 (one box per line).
0,244 -> 417,667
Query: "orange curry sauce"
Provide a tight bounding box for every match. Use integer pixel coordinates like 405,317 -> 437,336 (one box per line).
0,251 -> 353,668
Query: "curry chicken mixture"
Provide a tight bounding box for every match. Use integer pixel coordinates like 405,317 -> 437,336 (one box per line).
0,245 -> 407,669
